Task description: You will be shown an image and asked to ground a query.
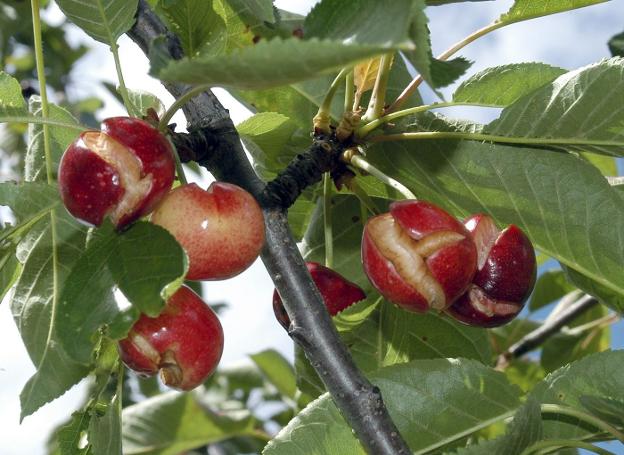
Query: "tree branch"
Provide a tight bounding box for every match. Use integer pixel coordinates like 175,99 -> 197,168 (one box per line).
128,2 -> 410,454
497,294 -> 599,368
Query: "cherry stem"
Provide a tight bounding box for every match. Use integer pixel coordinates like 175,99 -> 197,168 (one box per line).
166,136 -> 188,186
344,70 -> 354,114
349,154 -> 416,200
314,67 -> 350,132
323,172 -> 334,269
159,84 -> 212,131
110,42 -> 139,118
386,21 -> 502,114
362,53 -> 394,123
30,0 -> 53,185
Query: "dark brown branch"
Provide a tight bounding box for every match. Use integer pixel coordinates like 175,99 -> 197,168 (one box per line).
128,2 -> 410,454
172,127 -> 350,209
498,294 -> 599,367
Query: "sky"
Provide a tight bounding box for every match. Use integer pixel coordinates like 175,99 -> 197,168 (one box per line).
0,0 -> 623,453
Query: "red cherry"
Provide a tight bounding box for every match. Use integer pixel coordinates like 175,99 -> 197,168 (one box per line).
272,262 -> 366,329
361,200 -> 477,312
447,214 -> 537,327
118,285 -> 224,391
58,117 -> 175,229
150,182 -> 265,281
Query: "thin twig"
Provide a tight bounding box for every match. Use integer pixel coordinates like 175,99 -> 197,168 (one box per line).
128,2 -> 411,454
497,294 -> 598,367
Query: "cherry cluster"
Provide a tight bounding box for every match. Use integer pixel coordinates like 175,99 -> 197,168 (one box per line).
59,117 -> 537,392
58,117 -> 265,391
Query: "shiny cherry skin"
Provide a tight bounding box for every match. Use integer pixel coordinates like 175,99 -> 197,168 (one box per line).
362,200 -> 477,312
118,285 -> 224,391
272,262 -> 366,329
447,214 -> 537,327
150,182 -> 265,281
58,117 -> 175,229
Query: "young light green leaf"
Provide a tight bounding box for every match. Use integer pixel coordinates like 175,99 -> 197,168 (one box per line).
55,0 -> 139,44
304,0 -> 415,49
0,245 -> 21,302
156,38 -> 388,89
453,63 -> 566,107
530,350 -> 624,440
486,58 -> 624,156
366,139 -> 624,311
122,392 -> 256,455
126,89 -> 165,118
0,71 -> 27,117
267,359 -> 522,455
499,0 -> 608,25
250,349 -> 297,401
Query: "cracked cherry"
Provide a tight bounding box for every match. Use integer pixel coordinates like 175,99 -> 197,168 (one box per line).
272,262 -> 366,329
58,117 -> 176,229
446,214 -> 537,327
151,182 -> 265,281
118,285 -> 224,391
361,200 -> 477,312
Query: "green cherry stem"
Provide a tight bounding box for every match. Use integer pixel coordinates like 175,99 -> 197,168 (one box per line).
361,53 -> 394,123
159,84 -> 212,131
344,70 -> 355,114
314,67 -> 350,133
349,153 -> 416,200
323,172 -> 334,269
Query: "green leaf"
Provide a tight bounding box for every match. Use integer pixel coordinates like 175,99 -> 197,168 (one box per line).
250,349 -> 297,401
57,411 -> 91,455
609,31 -> 624,57
224,0 -> 276,26
13,209 -> 91,418
156,38 -> 388,89
0,244 -> 21,302
26,98 -> 82,182
450,398 -> 543,455
0,71 -> 27,116
57,221 -> 187,364
563,265 -> 624,310
366,140 -> 624,311
55,0 -> 139,44
405,0 -> 471,89
579,395 -> 624,426
427,0 -> 491,4
304,0 -> 415,48
109,222 -> 187,316
0,182 -> 61,242
126,89 -> 165,118
453,63 -> 566,107
530,350 -> 624,440
266,359 -> 522,455
156,0 -> 225,57
122,392 -> 256,455
89,392 -> 122,455
529,269 -> 576,311
486,57 -> 624,156
499,0 -> 609,24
